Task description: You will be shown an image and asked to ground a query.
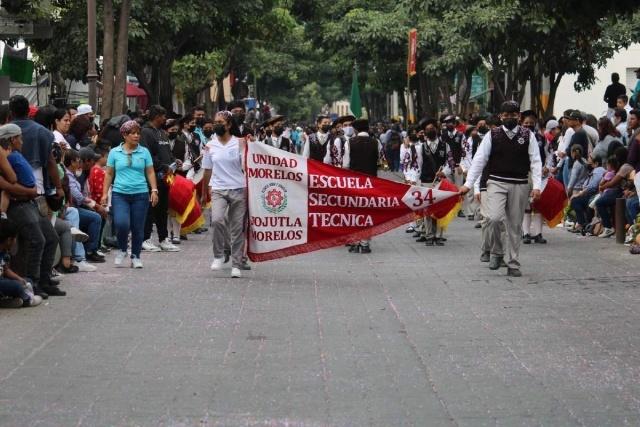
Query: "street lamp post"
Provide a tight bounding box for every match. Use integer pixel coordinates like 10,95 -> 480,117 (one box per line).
87,0 -> 98,110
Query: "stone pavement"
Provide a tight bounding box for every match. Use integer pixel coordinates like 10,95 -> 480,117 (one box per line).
0,213 -> 639,426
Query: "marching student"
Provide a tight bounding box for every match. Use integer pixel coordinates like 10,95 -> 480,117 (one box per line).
460,101 -> 542,277
418,118 -> 449,246
326,115 -> 355,168
342,118 -> 383,253
303,115 -> 333,162
400,129 -> 423,233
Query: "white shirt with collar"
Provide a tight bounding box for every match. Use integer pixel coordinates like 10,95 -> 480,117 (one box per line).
463,125 -> 542,191
302,131 -> 329,158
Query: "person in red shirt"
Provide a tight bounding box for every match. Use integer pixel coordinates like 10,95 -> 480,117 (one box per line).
88,146 -> 108,202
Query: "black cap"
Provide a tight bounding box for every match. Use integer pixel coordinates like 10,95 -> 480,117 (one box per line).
79,147 -> 101,161
565,109 -> 584,121
500,101 -> 520,114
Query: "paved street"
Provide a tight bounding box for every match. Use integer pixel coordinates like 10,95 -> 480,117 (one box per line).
0,211 -> 639,426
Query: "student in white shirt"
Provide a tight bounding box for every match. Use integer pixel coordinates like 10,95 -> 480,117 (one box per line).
201,111 -> 247,278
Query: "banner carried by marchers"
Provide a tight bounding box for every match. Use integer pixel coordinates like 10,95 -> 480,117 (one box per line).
245,142 -> 460,262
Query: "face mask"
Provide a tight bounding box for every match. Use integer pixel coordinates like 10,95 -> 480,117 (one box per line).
195,118 -> 205,128
265,129 -> 272,137
213,124 -> 226,137
343,126 -> 354,137
426,130 -> 437,140
203,130 -> 214,138
525,125 -> 536,132
478,126 -> 489,134
75,169 -> 82,177
321,124 -> 331,133
446,124 -> 455,131
168,131 -> 178,140
502,118 -> 518,130
233,113 -> 245,126
188,125 -> 196,132
274,126 -> 284,136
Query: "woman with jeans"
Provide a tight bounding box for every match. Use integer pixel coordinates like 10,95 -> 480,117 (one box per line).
100,120 -> 158,268
596,147 -> 629,238
201,111 -> 247,278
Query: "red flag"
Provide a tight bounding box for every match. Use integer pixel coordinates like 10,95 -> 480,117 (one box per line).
407,29 -> 418,77
246,142 -> 460,262
532,177 -> 567,228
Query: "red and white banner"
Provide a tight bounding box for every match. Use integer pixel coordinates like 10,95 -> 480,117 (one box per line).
245,142 -> 460,262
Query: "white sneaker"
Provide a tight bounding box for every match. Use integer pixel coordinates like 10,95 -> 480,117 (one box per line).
210,258 -> 224,271
114,250 -> 127,267
24,295 -> 43,307
231,267 -> 241,278
132,257 -> 143,268
96,250 -> 107,257
70,227 -> 89,242
76,260 -> 97,272
160,238 -> 180,252
142,240 -> 161,252
600,228 -> 615,238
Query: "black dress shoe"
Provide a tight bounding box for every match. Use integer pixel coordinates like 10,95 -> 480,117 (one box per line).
425,238 -> 435,246
474,223 -> 482,229
533,234 -> 547,244
457,211 -> 465,218
86,252 -> 106,263
412,232 -> 421,238
46,276 -> 61,287
522,234 -> 532,244
435,238 -> 445,246
34,286 -> 48,299
360,246 -> 371,254
57,264 -> 79,274
41,285 -> 66,296
348,244 -> 360,253
507,268 -> 522,277
180,235 -> 188,240
415,236 -> 427,242
467,215 -> 475,221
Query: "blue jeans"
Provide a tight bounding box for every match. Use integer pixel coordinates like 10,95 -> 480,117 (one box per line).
78,207 -> 102,254
570,193 -> 593,227
0,278 -> 29,300
626,195 -> 639,225
64,207 -> 85,262
112,192 -> 149,258
596,189 -> 622,228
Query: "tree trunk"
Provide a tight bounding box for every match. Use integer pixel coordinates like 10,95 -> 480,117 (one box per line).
543,72 -> 564,119
112,0 -> 131,116
101,0 -> 115,119
158,58 -> 174,112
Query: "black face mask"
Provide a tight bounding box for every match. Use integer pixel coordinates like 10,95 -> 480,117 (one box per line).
195,118 -> 205,128
233,113 -> 245,126
213,124 -> 226,137
525,125 -> 536,132
203,129 -> 214,138
426,130 -> 437,140
188,125 -> 196,132
274,126 -> 284,136
478,126 -> 489,134
502,118 -> 518,130
321,124 -> 331,133
446,124 -> 455,132
265,129 -> 272,137
168,131 -> 178,140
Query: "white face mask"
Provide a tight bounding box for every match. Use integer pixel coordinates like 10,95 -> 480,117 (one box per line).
75,170 -> 82,177
343,126 -> 354,137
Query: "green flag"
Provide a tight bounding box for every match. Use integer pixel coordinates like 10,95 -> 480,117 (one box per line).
0,46 -> 33,85
350,67 -> 362,118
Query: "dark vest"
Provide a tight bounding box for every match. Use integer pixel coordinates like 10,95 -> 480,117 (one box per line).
279,137 -> 292,152
486,127 -> 531,184
420,139 -> 447,182
309,134 -> 328,161
348,136 -> 378,176
441,130 -> 464,165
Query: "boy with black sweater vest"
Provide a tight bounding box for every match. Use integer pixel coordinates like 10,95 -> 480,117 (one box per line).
460,101 -> 542,277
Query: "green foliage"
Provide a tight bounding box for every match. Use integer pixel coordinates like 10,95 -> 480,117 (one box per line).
172,51 -> 224,106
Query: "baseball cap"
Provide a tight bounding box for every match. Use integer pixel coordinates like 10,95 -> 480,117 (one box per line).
545,120 -> 560,131
76,104 -> 93,116
0,123 -> 22,139
79,146 -> 101,161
